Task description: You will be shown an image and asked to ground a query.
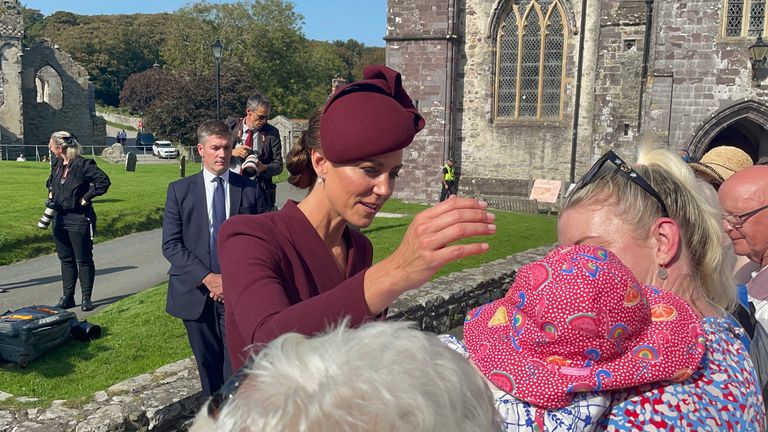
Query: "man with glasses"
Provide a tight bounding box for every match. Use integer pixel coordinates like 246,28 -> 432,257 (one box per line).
719,165 -> 768,323
227,93 -> 283,210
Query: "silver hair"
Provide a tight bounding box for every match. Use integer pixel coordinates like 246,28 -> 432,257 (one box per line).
190,320 -> 502,432
50,131 -> 81,159
246,93 -> 271,111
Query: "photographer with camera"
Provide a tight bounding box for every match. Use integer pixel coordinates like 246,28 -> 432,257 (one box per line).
44,131 -> 111,311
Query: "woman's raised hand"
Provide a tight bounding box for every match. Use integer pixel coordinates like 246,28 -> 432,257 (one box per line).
364,196 -> 495,314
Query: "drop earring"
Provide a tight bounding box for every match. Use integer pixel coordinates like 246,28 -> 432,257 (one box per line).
657,265 -> 668,280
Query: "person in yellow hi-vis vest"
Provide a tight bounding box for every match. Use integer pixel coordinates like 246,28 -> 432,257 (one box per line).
439,158 -> 456,202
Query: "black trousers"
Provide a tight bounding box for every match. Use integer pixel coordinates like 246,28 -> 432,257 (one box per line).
52,210 -> 95,300
183,299 -> 232,396
439,180 -> 456,202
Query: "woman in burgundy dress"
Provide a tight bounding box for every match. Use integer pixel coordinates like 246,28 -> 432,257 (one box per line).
219,65 -> 496,370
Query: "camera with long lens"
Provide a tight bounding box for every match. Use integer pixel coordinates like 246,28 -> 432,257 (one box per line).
37,198 -> 58,229
241,154 -> 260,177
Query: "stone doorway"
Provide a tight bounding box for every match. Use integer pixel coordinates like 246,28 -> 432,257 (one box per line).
688,99 -> 768,162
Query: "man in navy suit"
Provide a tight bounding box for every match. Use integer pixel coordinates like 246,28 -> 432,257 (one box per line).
162,120 -> 268,396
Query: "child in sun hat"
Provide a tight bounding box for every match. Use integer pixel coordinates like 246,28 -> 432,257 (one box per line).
443,244 -> 760,431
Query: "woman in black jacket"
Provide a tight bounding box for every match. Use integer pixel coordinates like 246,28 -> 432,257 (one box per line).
46,131 -> 111,311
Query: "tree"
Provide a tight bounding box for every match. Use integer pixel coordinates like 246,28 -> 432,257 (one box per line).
34,12 -> 170,106
160,0 -> 316,117
20,6 -> 45,48
140,64 -> 260,144
26,2 -> 384,117
352,47 -> 386,80
119,67 -> 166,114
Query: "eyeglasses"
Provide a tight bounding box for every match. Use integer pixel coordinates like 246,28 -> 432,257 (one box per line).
723,203 -> 768,229
206,362 -> 250,420
573,150 -> 670,217
248,111 -> 269,122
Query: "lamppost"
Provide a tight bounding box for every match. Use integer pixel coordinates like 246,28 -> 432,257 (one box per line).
211,39 -> 223,120
748,36 -> 768,82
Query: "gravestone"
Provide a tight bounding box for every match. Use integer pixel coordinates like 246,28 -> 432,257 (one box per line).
125,152 -> 136,172
179,155 -> 186,178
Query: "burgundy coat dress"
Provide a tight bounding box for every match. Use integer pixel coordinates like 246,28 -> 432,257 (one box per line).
218,200 -> 376,370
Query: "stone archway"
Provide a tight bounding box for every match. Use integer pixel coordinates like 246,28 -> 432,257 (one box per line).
35,65 -> 63,110
688,99 -> 768,162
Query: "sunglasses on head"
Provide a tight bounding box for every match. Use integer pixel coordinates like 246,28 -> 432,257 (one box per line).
572,150 -> 670,218
62,134 -> 78,147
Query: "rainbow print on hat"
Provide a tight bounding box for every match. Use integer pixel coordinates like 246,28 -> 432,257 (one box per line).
463,245 -> 704,408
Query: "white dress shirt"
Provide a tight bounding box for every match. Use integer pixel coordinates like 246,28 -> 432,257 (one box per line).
202,168 -> 231,239
748,265 -> 768,328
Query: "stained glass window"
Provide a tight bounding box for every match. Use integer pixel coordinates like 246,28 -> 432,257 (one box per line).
495,1 -> 566,121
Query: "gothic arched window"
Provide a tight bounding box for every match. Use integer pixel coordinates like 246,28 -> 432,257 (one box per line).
724,0 -> 767,37
495,0 -> 567,121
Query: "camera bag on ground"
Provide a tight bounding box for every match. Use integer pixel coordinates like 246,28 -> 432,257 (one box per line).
0,305 -> 79,368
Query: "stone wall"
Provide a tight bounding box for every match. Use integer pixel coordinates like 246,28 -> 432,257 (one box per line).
22,41 -> 107,150
0,245 -> 554,432
590,0 -> 647,160
386,0 -> 454,202
453,0 -> 584,196
388,244 -> 554,333
643,0 -> 768,160
0,0 -> 23,148
270,115 -> 308,161
0,1 -> 106,158
387,0 -> 604,202
388,0 -> 768,201
96,111 -> 141,130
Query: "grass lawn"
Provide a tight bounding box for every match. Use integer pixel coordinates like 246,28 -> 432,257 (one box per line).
369,199 -> 557,279
1,160 -> 557,406
0,284 -> 190,408
0,198 -> 556,407
0,160 -> 288,266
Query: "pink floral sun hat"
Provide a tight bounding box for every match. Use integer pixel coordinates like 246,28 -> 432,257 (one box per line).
463,244 -> 705,409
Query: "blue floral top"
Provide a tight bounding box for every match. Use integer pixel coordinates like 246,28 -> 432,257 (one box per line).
442,317 -> 765,431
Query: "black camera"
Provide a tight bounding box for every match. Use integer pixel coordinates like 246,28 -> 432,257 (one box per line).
37,199 -> 58,229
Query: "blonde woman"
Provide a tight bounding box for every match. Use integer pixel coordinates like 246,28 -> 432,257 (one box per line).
46,132 -> 110,311
557,146 -> 764,429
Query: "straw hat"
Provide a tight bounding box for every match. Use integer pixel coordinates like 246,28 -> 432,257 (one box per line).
689,146 -> 753,186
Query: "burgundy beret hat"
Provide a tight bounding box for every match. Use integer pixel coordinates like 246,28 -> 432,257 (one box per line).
320,65 -> 425,163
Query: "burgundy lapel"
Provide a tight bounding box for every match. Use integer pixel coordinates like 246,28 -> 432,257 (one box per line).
276,201 -> 345,293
